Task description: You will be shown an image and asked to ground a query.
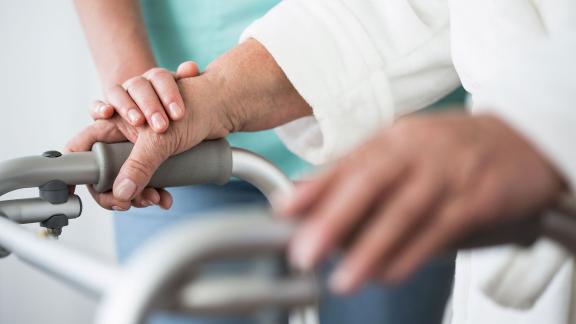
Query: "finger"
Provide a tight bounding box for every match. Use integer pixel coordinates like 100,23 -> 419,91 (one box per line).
88,186 -> 131,211
328,172 -> 445,295
144,68 -> 185,120
90,100 -> 115,120
289,157 -> 407,271
175,61 -> 200,79
112,136 -> 171,202
105,84 -> 145,126
123,76 -> 169,133
157,189 -> 173,210
276,167 -> 338,217
131,187 -> 161,208
65,120 -> 126,153
380,199 -> 471,283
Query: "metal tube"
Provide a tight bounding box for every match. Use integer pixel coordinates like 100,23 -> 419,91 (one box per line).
231,148 -> 318,324
96,214 -> 319,324
231,148 -> 294,203
0,216 -> 120,297
0,146 -> 318,324
178,276 -> 319,315
0,196 -> 82,224
0,152 -> 100,195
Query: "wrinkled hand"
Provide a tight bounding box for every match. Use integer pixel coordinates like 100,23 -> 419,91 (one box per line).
66,74 -> 235,210
69,39 -> 312,210
279,112 -> 565,295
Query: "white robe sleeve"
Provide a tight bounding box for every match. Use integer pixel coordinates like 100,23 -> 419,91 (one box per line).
240,0 -> 458,164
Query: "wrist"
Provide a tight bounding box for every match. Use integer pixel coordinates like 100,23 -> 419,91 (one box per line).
204,38 -> 312,132
177,73 -> 238,139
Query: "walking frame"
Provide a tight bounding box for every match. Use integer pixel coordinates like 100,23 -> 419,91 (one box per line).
0,139 -> 575,323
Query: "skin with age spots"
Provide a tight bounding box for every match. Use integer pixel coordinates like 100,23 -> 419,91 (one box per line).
67,39 -> 312,211
278,112 -> 565,295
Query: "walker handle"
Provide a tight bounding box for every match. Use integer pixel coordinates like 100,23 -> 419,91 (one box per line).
91,140 -> 233,193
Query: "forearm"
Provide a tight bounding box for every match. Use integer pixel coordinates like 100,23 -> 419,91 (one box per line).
74,0 -> 156,86
179,39 -> 312,133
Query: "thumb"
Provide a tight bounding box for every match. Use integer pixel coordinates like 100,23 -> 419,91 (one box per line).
175,61 -> 200,79
112,137 -> 170,202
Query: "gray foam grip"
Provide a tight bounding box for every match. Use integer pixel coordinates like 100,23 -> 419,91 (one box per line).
91,139 -> 233,193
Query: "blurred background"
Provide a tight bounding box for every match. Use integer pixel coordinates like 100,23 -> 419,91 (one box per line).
0,1 -> 115,323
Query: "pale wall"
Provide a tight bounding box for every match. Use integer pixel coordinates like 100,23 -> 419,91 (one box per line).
0,1 -> 116,323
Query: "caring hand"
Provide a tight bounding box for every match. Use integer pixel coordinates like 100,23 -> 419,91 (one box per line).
279,112 -> 565,295
91,61 -> 200,133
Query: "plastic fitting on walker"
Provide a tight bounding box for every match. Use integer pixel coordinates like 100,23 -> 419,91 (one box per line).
0,150 -> 83,256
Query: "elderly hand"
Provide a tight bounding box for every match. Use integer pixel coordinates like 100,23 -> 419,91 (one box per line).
70,62 -> 199,210
67,39 -> 312,210
279,112 -> 565,295
66,72 -> 235,210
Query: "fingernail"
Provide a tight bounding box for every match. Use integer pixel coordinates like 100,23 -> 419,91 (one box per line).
141,200 -> 153,207
99,104 -> 110,116
168,102 -> 184,119
127,109 -> 141,124
290,235 -> 317,271
112,205 -> 128,211
151,112 -> 167,131
161,196 -> 174,210
150,192 -> 161,205
329,267 -> 354,295
114,178 -> 137,201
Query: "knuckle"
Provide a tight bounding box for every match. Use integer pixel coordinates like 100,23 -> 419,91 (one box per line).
388,195 -> 423,222
104,84 -> 125,98
164,93 -> 180,105
93,119 -> 117,135
145,67 -> 169,79
104,85 -> 121,97
141,102 -> 164,118
442,202 -> 475,231
125,157 -> 155,183
123,76 -> 147,91
436,214 -> 460,235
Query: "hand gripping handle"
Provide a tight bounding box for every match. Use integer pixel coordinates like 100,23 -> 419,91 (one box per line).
91,139 -> 233,193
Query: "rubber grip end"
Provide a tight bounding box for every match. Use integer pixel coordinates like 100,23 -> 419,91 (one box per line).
91,140 -> 233,193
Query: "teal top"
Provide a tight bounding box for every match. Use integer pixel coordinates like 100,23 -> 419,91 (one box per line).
140,0 -> 311,178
